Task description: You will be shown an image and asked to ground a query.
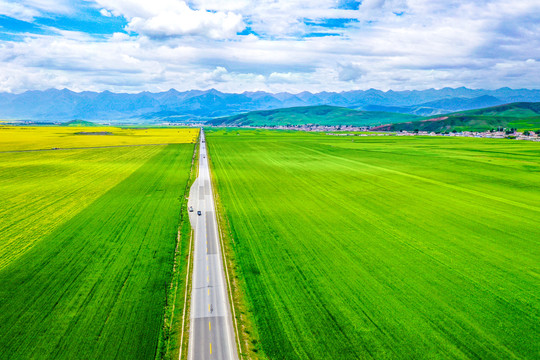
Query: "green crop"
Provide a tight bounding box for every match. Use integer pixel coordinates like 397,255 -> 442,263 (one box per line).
206,129 -> 540,359
0,143 -> 194,359
0,146 -> 163,269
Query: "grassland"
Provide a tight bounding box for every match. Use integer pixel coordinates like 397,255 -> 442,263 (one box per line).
210,105 -> 419,127
0,127 -> 198,359
62,120 -> 99,126
206,129 -> 539,359
0,126 -> 198,151
372,102 -> 540,132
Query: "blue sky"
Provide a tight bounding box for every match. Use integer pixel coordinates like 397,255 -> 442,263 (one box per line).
0,0 -> 539,93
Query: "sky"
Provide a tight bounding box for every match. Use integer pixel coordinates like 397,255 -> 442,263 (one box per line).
0,0 -> 539,93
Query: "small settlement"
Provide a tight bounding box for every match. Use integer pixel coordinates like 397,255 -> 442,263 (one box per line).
221,124 -> 540,141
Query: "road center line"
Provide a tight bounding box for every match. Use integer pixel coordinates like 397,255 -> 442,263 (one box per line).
187,130 -> 238,360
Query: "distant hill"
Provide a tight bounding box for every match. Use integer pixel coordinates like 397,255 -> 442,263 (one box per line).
62,120 -> 98,127
0,87 -> 540,122
371,102 -> 540,132
208,105 -> 420,127
454,102 -> 540,117
361,95 -> 505,116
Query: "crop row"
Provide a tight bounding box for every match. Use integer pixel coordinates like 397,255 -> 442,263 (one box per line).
0,143 -> 195,359
207,129 -> 539,359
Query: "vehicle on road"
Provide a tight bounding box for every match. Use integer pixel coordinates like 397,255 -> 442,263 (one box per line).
197,211 -> 202,216
189,206 -> 194,212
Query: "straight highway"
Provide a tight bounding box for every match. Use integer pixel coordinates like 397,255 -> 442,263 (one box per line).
186,130 -> 238,360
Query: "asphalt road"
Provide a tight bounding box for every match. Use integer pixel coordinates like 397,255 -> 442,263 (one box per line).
187,130 -> 238,360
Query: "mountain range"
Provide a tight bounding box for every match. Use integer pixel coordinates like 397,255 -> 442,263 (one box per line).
1,87 -> 540,122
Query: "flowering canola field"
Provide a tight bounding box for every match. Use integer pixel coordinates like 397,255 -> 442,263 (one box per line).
0,126 -> 198,151
0,127 -> 198,359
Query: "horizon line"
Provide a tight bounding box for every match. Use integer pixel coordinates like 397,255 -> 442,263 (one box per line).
2,86 -> 540,96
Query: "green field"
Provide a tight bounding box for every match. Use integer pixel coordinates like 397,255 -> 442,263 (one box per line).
372,102 -> 540,132
0,131 -> 196,358
207,129 -> 540,359
210,105 -> 419,127
62,119 -> 99,126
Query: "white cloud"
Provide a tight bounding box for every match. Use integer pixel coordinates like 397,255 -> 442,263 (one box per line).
126,10 -> 243,39
201,66 -> 229,83
360,0 -> 385,10
0,0 -> 539,92
95,0 -> 245,39
111,32 -> 130,41
0,1 -> 40,21
99,8 -> 112,17
338,63 -> 365,81
0,0 -> 72,21
190,0 -> 251,12
268,72 -> 304,84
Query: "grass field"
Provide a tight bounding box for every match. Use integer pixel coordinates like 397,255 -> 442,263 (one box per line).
373,115 -> 540,132
373,102 -> 540,132
0,128 -> 198,359
210,105 -> 419,127
206,129 -> 540,359
0,126 -> 198,151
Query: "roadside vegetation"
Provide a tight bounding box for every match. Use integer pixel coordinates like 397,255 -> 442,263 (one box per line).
207,148 -> 266,359
157,138 -> 199,360
0,128 -> 198,359
207,128 -> 539,359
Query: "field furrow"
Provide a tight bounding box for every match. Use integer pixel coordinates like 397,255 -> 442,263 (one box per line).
207,130 -> 539,359
0,142 -> 195,359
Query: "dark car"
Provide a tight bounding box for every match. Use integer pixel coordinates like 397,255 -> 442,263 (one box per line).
197,211 -> 202,216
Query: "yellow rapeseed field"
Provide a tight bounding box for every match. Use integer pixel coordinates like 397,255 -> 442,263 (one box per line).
0,125 -> 198,358
0,126 -> 199,151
